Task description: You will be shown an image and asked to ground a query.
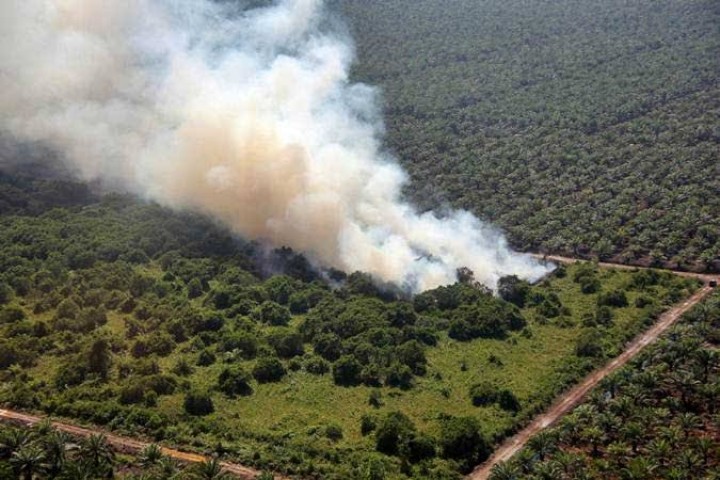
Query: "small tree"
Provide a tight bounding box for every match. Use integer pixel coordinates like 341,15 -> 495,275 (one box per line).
439,416 -> 490,472
470,382 -> 498,407
332,355 -> 362,386
251,301 -> 291,326
87,337 -> 112,381
497,275 -> 530,308
218,366 -> 253,397
0,283 -> 15,305
252,356 -> 286,383
184,390 -> 214,416
375,411 -> 416,456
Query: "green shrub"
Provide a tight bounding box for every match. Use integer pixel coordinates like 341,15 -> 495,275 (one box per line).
332,355 -> 362,386
252,356 -> 286,383
218,366 -> 253,397
183,390 -> 214,416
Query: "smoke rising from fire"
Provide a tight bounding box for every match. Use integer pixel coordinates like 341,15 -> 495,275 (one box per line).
0,0 -> 551,291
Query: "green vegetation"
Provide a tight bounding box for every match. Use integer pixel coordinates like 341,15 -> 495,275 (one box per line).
0,172 -> 699,478
491,291 -> 720,480
0,420 -> 249,479
341,0 -> 720,271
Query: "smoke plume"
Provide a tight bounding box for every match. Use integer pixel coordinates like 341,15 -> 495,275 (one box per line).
0,0 -> 550,291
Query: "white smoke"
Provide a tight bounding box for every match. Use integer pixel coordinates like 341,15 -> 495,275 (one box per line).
0,0 -> 551,292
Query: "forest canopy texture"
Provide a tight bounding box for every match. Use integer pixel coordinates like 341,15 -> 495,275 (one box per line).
341,0 -> 720,272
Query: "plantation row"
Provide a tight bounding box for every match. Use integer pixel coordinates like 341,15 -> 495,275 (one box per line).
490,291 -> 720,480
341,0 -> 720,271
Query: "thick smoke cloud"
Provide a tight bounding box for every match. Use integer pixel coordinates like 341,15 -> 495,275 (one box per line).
0,0 -> 551,291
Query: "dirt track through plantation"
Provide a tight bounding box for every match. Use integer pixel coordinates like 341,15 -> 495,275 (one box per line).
1,258 -> 716,480
468,258 -> 717,479
0,408 -> 271,479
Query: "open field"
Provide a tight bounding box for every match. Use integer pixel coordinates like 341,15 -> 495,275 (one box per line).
0,179 -> 701,478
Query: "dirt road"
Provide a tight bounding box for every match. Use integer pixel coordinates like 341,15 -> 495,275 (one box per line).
468,260 -> 716,480
0,408 -> 274,479
531,253 -> 718,283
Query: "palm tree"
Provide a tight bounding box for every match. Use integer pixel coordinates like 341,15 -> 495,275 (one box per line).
80,433 -> 115,477
533,460 -> 562,480
581,426 -> 604,457
658,425 -> 683,448
607,441 -> 630,468
156,456 -> 182,480
621,422 -> 645,453
675,412 -> 702,439
701,383 -> 720,414
32,419 -> 54,437
610,396 -> 635,420
693,348 -> 718,383
528,431 -> 557,461
665,466 -> 690,480
514,448 -> 537,474
559,414 -> 582,445
139,443 -> 164,468
620,456 -> 657,480
489,461 -> 520,480
551,451 -> 582,477
666,370 -> 700,408
56,461 -> 96,480
191,457 -> 231,480
0,428 -> 31,459
676,450 -> 702,472
694,436 -> 714,466
647,437 -> 672,467
42,430 -> 72,476
10,444 -> 48,480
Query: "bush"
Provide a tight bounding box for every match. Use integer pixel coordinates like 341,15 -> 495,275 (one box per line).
0,282 -> 13,305
385,363 -> 413,389
197,349 -> 216,366
172,358 -> 194,376
402,433 -> 437,463
595,305 -> 615,326
219,332 -> 258,359
267,331 -> 304,359
375,411 -> 416,456
218,366 -> 253,397
0,306 -> 25,324
324,424 -> 344,442
332,355 -> 362,386
312,333 -> 344,362
252,356 -> 286,383
469,382 -> 497,407
497,275 -> 530,307
251,301 -> 291,326
580,278 -> 601,294
183,390 -> 214,416
538,299 -> 561,318
439,416 -> 490,472
397,340 -> 427,375
497,389 -> 521,412
304,355 -> 330,375
597,289 -> 629,308
368,389 -> 383,408
361,414 -> 377,435
575,328 -> 604,357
